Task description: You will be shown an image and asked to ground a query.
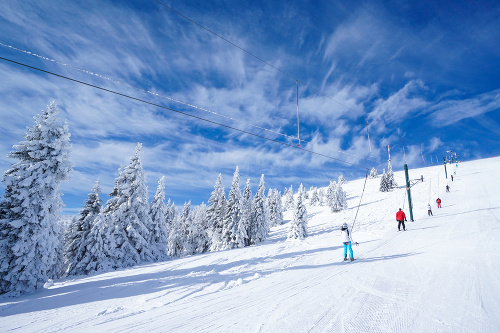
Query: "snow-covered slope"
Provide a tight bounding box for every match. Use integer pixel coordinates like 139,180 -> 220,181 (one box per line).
1,157 -> 499,332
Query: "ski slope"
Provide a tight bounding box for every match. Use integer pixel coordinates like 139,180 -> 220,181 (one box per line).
1,157 -> 499,332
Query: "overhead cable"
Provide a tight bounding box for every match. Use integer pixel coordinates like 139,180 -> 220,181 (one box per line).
0,42 -> 374,162
0,56 -> 370,171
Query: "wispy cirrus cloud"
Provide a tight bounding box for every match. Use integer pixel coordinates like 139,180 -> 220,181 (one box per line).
428,90 -> 500,127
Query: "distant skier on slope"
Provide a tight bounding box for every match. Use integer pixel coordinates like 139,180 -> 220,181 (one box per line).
340,223 -> 355,262
436,197 -> 442,208
396,208 -> 407,231
451,175 -> 454,181
427,203 -> 433,216
446,185 -> 450,192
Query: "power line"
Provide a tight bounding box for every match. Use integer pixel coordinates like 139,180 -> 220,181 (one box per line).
0,56 -> 370,171
0,42 -> 374,163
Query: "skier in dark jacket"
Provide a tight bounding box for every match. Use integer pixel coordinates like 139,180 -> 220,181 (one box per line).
396,208 -> 407,231
446,185 -> 450,192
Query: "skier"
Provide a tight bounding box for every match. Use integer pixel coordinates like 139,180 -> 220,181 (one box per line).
436,197 -> 442,208
446,185 -> 450,192
396,208 -> 407,231
421,175 -> 424,182
340,223 -> 355,262
427,203 -> 433,216
451,175 -> 454,181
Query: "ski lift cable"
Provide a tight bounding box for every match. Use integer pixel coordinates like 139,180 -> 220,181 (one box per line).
0,42 -> 375,163
296,80 -> 300,146
350,170 -> 369,234
0,56 -> 371,171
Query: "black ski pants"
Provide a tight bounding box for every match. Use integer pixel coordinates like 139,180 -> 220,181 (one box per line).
398,220 -> 406,231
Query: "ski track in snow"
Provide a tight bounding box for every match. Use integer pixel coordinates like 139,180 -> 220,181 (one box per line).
1,158 -> 500,332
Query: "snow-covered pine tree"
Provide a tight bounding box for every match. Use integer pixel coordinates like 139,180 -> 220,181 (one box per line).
326,181 -> 337,209
331,183 -> 348,212
64,180 -> 103,276
207,174 -> 226,252
167,214 -> 183,257
240,179 -> 253,247
51,219 -> 66,280
267,188 -> 277,227
107,143 -> 153,268
379,169 -> 389,192
310,187 -> 319,206
269,188 -> 283,227
103,166 -> 124,215
149,176 -> 168,261
164,198 -> 177,236
287,190 -> 307,239
191,203 -> 208,254
72,211 -> 116,274
303,185 -> 309,199
386,160 -> 398,189
219,166 -> 243,250
369,167 -> 378,179
318,188 -> 325,205
0,101 -> 71,295
250,175 -> 268,245
179,201 -> 194,255
285,185 -> 294,211
338,174 -> 347,185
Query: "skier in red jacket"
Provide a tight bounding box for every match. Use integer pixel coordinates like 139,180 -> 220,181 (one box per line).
396,208 -> 407,231
436,198 -> 442,208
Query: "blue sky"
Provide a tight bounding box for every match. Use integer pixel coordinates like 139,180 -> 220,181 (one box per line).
1,0 -> 499,214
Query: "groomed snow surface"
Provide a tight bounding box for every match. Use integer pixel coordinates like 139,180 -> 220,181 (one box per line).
1,157 -> 499,332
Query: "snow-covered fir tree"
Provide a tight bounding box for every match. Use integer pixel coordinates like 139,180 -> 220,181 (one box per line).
207,174 -> 226,251
73,211 -> 116,274
0,101 -> 71,295
191,203 -> 208,254
269,189 -> 283,227
64,180 -> 103,276
218,167 -> 244,250
330,183 -> 348,213
326,181 -> 337,209
287,190 -> 307,239
105,143 -> 153,268
284,185 -> 295,211
239,179 -> 253,247
179,201 -> 194,255
310,187 -> 320,206
318,188 -> 325,205
149,176 -> 168,261
338,174 -> 347,185
167,214 -> 183,257
386,160 -> 398,189
369,167 -> 378,179
103,166 -> 124,215
379,169 -> 389,192
164,199 -> 178,237
250,175 -> 268,245
267,189 -> 278,227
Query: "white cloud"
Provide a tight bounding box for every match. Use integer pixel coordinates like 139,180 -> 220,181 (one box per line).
428,90 -> 500,127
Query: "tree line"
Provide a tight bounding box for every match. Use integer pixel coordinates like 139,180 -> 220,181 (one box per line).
0,102 -> 350,296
